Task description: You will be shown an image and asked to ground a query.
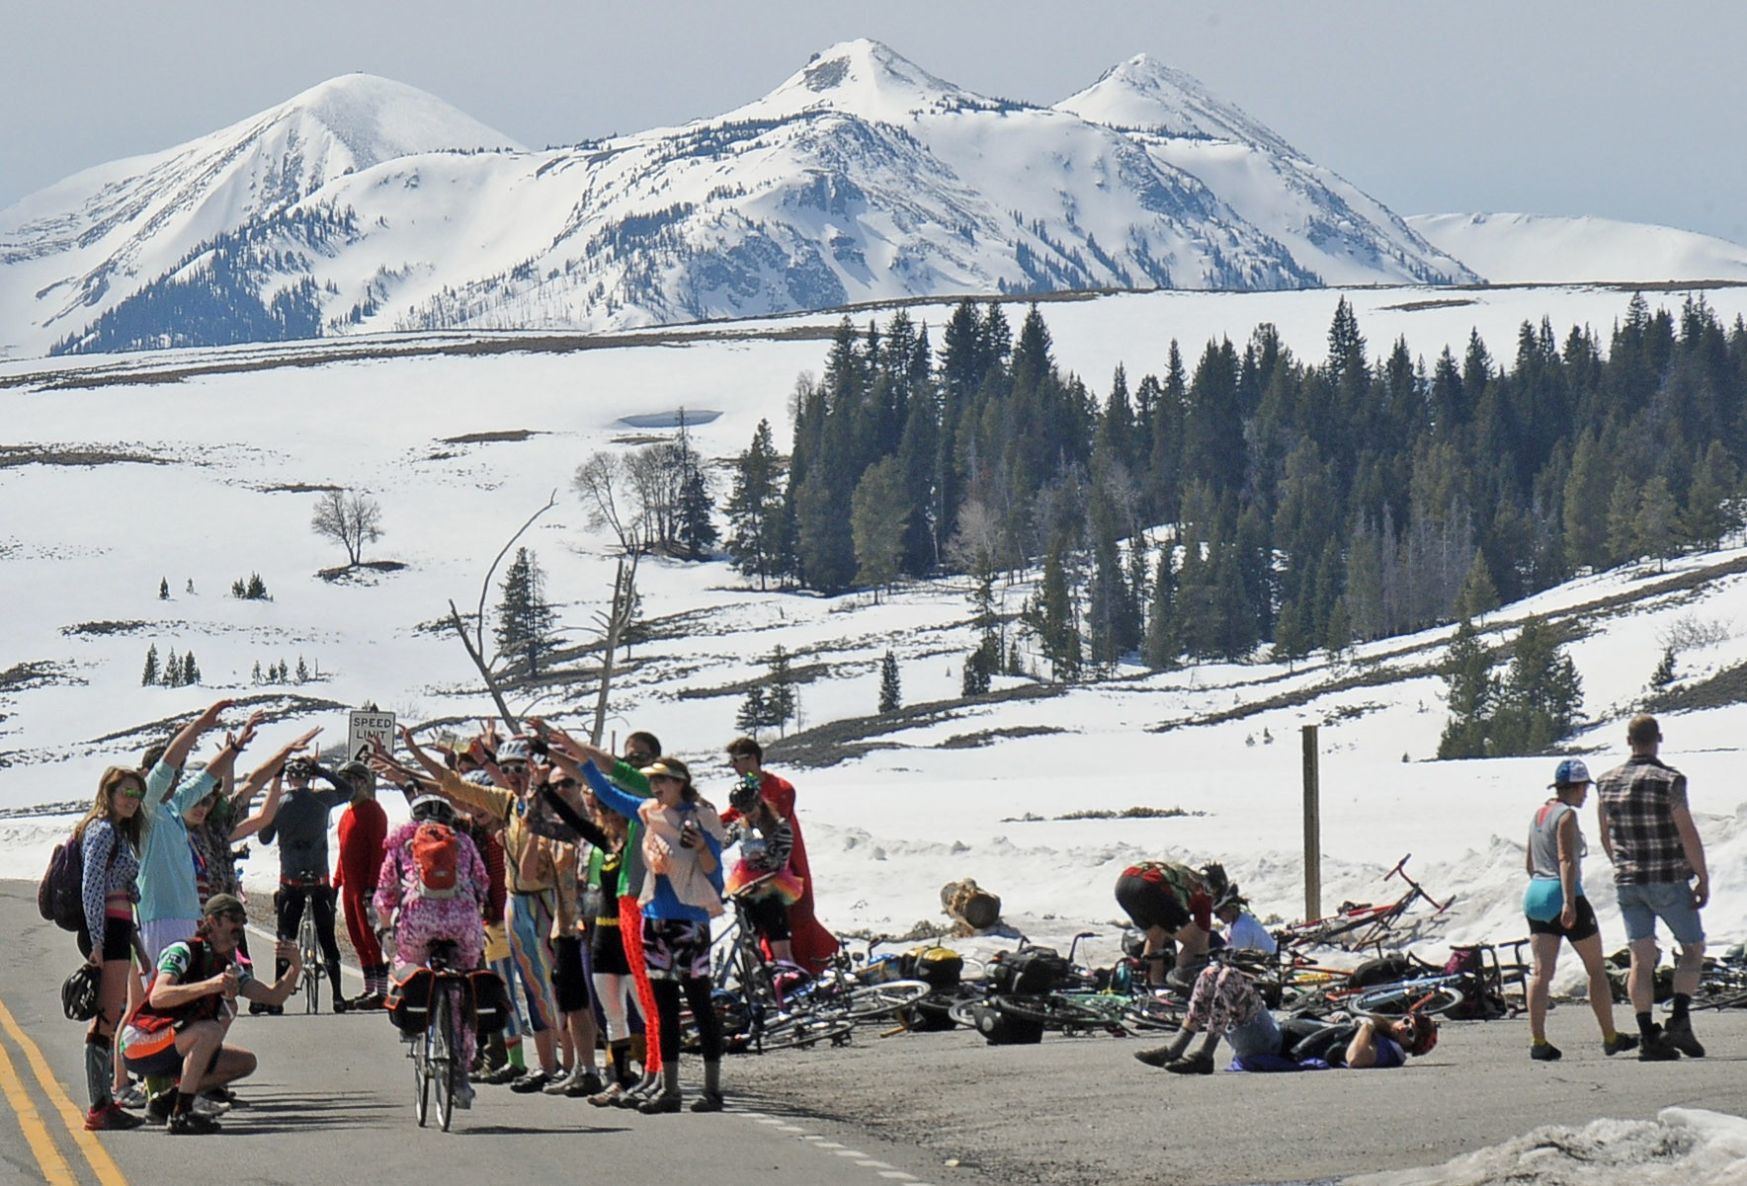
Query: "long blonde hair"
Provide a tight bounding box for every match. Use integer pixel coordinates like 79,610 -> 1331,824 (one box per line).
74,766 -> 146,849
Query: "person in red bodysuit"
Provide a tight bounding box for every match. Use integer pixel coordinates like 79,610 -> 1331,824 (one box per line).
332,762 -> 389,1008
723,737 -> 838,973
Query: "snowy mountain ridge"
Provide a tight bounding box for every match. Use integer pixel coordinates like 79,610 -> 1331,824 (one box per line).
1408,212 -> 1747,285
0,39 -> 1471,358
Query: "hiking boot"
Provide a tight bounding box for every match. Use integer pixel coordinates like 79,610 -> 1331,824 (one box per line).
509,1070 -> 552,1093
1602,1033 -> 1639,1057
690,1090 -> 725,1113
1638,1026 -> 1680,1061
165,1110 -> 222,1135
84,1102 -> 145,1131
1133,1045 -> 1182,1069
637,1091 -> 683,1114
1663,1016 -> 1706,1058
1529,1042 -> 1562,1061
1166,1050 -> 1215,1075
565,1070 -> 606,1099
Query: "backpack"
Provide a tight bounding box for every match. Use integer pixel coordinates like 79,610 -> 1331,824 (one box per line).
409,823 -> 460,900
39,826 -> 113,933
1441,946 -> 1507,1020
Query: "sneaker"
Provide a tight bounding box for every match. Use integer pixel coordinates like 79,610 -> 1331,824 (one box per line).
565,1070 -> 605,1099
203,1087 -> 245,1109
588,1083 -> 626,1108
690,1090 -> 725,1113
146,1092 -> 176,1123
1530,1042 -> 1562,1061
509,1070 -> 552,1094
1165,1050 -> 1215,1076
1638,1026 -> 1681,1061
192,1095 -> 230,1118
1663,1016 -> 1706,1058
165,1110 -> 222,1135
1133,1045 -> 1184,1069
1603,1033 -> 1639,1057
114,1082 -> 148,1110
637,1091 -> 683,1115
84,1102 -> 145,1131
542,1070 -> 575,1096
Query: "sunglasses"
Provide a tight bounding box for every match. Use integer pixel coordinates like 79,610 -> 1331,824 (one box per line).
552,777 -> 578,789
499,762 -> 528,774
118,787 -> 146,800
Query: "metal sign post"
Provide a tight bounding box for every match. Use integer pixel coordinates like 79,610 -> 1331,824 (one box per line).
347,709 -> 396,763
1302,724 -> 1321,922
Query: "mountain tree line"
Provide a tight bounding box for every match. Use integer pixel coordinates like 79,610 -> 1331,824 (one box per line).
723,294 -> 1747,677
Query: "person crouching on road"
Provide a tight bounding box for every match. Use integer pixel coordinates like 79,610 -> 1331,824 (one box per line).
120,894 -> 301,1134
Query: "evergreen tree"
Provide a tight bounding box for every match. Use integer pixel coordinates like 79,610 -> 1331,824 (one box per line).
1604,474 -> 1641,564
141,644 -> 160,688
1272,599 -> 1309,667
251,660 -> 263,685
159,578 -> 169,600
295,656 -> 310,684
736,685 -> 768,737
182,652 -> 199,686
1650,646 -> 1677,690
725,419 -> 786,589
1492,618 -> 1584,753
676,457 -> 718,559
246,572 -> 268,599
495,547 -> 558,675
1454,550 -> 1500,622
1143,546 -> 1180,670
850,457 -> 908,598
766,647 -> 797,735
1437,619 -> 1496,759
1682,440 -> 1739,549
878,650 -> 902,713
1025,541 -> 1081,682
1634,474 -> 1679,571
161,649 -> 179,688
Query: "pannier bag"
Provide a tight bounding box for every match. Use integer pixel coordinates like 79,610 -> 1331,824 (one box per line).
903,945 -> 965,989
387,967 -> 436,1034
987,946 -> 1069,996
972,1002 -> 1043,1045
469,969 -> 511,1033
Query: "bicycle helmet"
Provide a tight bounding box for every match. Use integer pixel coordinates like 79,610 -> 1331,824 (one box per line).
335,760 -> 372,789
1213,882 -> 1246,914
1402,1011 -> 1440,1057
62,963 -> 100,1021
409,794 -> 457,825
282,757 -> 322,783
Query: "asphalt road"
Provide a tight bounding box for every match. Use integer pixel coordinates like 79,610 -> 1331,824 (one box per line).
7,878 -> 1747,1186
0,882 -> 985,1186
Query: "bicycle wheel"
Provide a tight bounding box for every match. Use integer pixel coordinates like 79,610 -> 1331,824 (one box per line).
757,1010 -> 856,1052
946,997 -> 987,1029
430,981 -> 454,1132
302,919 -> 321,1015
415,1013 -> 434,1127
1119,994 -> 1185,1034
838,980 -> 931,1021
993,993 -> 1111,1029
1352,983 -> 1465,1017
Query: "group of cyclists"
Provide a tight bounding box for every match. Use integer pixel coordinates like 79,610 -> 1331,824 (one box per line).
66,693 -> 1715,1133
68,696 -> 827,1131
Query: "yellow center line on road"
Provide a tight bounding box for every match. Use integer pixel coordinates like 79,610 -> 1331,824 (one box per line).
0,995 -> 129,1186
0,1021 -> 78,1186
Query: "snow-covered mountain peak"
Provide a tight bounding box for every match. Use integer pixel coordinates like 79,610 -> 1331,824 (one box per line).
1056,54 -> 1296,157
265,73 -> 524,166
735,38 -> 989,124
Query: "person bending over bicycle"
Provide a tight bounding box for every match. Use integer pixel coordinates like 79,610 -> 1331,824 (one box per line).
376,795 -> 490,1058
121,894 -> 301,1134
724,774 -> 803,967
260,757 -> 351,1014
1115,861 -> 1229,985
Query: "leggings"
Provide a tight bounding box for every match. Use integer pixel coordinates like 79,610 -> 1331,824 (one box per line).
340,886 -> 382,969
652,977 -> 721,1065
1185,965 -> 1266,1036
619,895 -> 661,1072
275,883 -> 342,975
593,972 -> 633,1041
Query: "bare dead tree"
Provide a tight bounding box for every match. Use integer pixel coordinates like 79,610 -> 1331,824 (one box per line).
588,552 -> 640,746
446,491 -> 559,730
310,489 -> 384,567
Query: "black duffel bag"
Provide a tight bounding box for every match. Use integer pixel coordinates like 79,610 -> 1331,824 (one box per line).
987,946 -> 1071,996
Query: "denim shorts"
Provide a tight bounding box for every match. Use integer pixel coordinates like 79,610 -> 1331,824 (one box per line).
1616,881 -> 1705,946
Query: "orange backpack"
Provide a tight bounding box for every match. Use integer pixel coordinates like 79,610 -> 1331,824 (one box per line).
409,822 -> 460,900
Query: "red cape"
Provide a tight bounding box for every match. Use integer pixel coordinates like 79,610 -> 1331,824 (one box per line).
725,770 -> 839,974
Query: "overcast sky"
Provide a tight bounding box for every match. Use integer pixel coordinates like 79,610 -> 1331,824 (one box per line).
4,1 -> 1744,242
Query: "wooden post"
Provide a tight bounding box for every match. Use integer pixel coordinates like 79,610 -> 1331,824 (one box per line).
1302,725 -> 1321,921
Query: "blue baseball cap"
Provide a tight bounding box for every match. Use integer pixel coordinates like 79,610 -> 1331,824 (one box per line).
1551,758 -> 1592,788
